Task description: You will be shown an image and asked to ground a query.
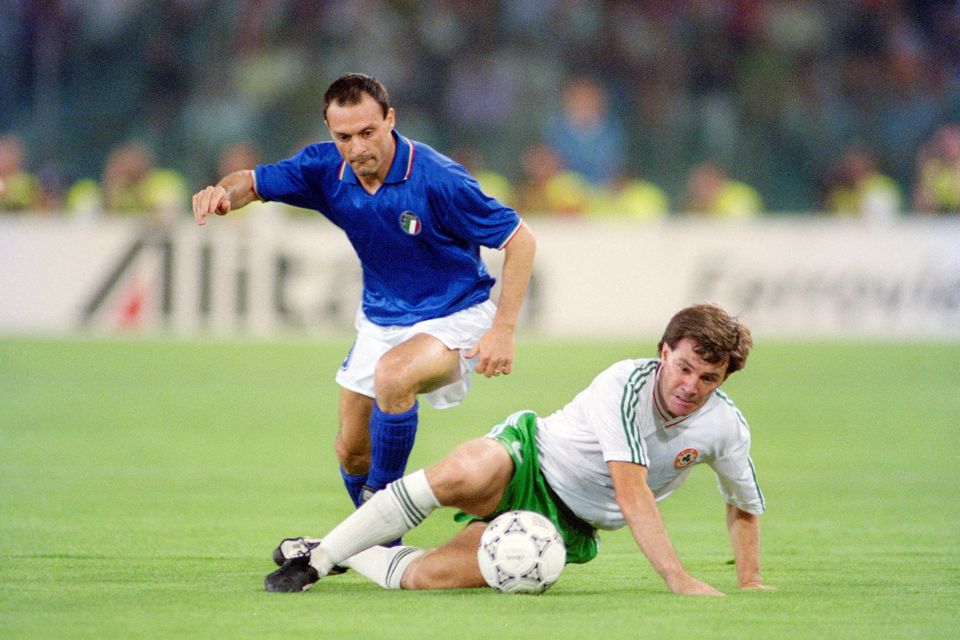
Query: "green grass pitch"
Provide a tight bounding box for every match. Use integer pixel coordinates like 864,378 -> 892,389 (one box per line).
1,337 -> 958,639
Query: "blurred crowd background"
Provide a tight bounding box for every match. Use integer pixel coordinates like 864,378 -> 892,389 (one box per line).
2,0 -> 960,221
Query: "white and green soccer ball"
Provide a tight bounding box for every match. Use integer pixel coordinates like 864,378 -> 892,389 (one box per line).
477,510 -> 566,594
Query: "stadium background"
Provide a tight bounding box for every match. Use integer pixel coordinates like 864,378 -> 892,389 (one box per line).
1,4 -> 959,639
2,0 -> 960,212
2,1 -> 958,340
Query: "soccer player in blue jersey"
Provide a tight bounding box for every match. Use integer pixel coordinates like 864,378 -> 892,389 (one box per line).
192,73 -> 536,514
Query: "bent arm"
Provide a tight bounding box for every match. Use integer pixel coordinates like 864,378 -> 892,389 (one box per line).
726,503 -> 773,589
493,222 -> 536,333
192,170 -> 261,225
468,222 -> 536,376
609,461 -> 723,596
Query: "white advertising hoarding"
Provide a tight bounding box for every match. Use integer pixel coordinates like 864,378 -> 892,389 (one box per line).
1,213 -> 957,340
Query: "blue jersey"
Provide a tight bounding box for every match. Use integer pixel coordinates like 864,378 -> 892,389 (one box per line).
254,132 -> 522,326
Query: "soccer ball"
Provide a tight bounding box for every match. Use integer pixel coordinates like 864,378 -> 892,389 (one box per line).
477,510 -> 566,594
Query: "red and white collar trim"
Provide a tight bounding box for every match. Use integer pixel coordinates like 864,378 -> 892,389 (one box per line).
652,363 -> 694,429
336,133 -> 415,183
401,138 -> 415,180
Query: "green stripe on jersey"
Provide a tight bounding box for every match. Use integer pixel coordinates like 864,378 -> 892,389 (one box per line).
715,389 -> 763,509
747,456 -> 765,511
620,361 -> 656,465
715,389 -> 750,431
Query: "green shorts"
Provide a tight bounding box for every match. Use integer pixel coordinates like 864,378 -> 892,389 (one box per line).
454,410 -> 599,564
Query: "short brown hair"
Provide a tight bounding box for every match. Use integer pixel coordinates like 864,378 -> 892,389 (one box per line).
658,303 -> 753,376
323,73 -> 391,119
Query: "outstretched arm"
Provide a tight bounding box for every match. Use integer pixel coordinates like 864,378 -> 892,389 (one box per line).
609,461 -> 724,596
726,503 -> 774,590
192,169 -> 261,225
467,222 -> 536,377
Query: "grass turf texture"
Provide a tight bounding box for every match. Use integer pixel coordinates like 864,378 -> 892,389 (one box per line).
1,338 -> 957,639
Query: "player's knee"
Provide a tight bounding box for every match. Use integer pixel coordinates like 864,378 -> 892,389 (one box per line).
334,436 -> 370,475
373,355 -> 414,402
426,452 -> 488,506
430,458 -> 472,495
431,440 -> 512,514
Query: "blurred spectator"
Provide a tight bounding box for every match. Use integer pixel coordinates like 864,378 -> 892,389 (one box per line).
4,3 -> 960,213
64,176 -> 101,217
543,75 -> 626,187
217,141 -> 260,178
103,143 -> 161,213
681,162 -> 763,218
449,146 -> 516,209
0,134 -> 42,212
589,173 -> 670,221
515,143 -> 592,217
824,146 -> 902,222
65,142 -> 189,220
912,124 -> 960,215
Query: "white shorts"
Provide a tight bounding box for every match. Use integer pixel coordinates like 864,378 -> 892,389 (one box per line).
335,300 -> 497,409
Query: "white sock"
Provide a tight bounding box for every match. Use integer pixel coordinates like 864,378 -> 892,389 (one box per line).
311,469 -> 439,574
341,545 -> 425,589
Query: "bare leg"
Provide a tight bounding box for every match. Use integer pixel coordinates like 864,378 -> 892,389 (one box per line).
314,439 -> 513,577
335,388 -> 373,505
366,334 -> 462,493
400,522 -> 489,590
336,334 -> 462,502
374,333 -> 462,412
426,438 -> 515,516
397,439 -> 514,589
335,388 -> 373,475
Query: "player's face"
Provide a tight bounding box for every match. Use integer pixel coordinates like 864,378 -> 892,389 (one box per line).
657,337 -> 728,417
326,94 -> 396,181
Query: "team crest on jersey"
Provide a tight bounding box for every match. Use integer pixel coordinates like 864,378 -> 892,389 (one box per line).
674,448 -> 699,469
399,211 -> 422,235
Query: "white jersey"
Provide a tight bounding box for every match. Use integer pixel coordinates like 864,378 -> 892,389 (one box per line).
536,359 -> 764,530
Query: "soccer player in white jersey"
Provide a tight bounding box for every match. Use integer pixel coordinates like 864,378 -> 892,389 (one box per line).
266,303 -> 772,596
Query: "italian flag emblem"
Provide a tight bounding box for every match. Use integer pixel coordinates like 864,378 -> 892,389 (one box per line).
399,211 -> 422,235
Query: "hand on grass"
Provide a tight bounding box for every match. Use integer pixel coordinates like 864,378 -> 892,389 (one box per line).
668,573 -> 725,597
740,581 -> 777,591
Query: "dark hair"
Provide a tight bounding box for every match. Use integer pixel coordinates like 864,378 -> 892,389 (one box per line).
657,303 -> 753,376
323,73 -> 391,119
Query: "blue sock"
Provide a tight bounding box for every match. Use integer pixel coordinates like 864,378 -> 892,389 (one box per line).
340,467 -> 368,508
366,401 -> 419,491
